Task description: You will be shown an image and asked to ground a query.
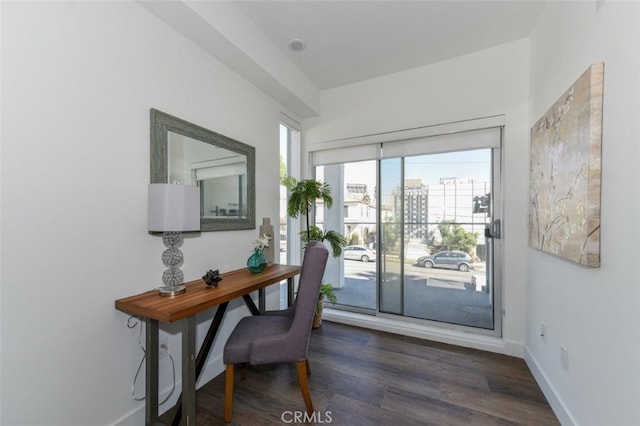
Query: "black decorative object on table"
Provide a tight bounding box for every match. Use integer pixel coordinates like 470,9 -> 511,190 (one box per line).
203,270 -> 222,287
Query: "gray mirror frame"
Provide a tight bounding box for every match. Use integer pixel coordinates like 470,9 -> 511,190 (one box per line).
150,108 -> 256,231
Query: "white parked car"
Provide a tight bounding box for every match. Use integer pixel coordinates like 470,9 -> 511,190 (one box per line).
343,245 -> 377,262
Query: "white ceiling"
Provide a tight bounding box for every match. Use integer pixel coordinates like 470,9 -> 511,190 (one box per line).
236,0 -> 546,90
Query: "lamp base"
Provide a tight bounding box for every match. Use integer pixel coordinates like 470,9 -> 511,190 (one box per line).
158,284 -> 186,296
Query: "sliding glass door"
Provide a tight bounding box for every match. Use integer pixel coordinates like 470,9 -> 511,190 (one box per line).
379,149 -> 497,329
312,126 -> 502,333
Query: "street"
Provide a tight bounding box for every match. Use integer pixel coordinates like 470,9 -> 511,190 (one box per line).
344,257 -> 486,290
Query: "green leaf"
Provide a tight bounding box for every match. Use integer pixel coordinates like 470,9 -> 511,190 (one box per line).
319,283 -> 338,304
300,226 -> 347,258
283,176 -> 336,242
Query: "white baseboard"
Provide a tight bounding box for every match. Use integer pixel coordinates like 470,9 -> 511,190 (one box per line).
322,308 -> 523,357
524,346 -> 576,425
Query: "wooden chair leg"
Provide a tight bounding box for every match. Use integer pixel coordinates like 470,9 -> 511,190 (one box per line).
297,360 -> 314,415
225,364 -> 234,423
305,359 -> 311,375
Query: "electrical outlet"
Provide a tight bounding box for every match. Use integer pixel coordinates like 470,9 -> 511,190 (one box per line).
159,338 -> 169,360
540,324 -> 547,343
560,346 -> 569,371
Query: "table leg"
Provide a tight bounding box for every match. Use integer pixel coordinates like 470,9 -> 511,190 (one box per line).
287,276 -> 295,307
258,288 -> 265,313
169,303 -> 229,425
145,318 -> 159,426
241,294 -> 261,316
181,316 -> 196,425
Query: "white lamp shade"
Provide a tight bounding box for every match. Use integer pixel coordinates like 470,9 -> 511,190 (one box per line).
148,183 -> 200,232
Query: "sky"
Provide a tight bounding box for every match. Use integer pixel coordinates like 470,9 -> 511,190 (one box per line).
342,149 -> 491,195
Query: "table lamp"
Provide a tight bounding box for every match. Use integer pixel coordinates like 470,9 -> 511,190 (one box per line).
148,183 -> 200,296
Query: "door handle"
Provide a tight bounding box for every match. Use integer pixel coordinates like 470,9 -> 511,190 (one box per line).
485,219 -> 501,239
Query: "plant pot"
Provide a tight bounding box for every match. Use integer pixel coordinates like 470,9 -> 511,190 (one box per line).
313,298 -> 324,328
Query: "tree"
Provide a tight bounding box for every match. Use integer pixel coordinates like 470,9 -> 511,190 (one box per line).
437,220 -> 478,253
381,217 -> 401,254
366,229 -> 376,245
350,231 -> 360,245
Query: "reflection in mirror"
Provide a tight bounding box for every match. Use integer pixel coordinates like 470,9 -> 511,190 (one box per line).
151,109 -> 255,231
168,132 -> 248,219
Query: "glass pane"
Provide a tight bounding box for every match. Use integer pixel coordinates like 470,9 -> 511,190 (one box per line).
316,161 -> 377,311
379,158 -> 402,314
279,124 -> 292,309
402,149 -> 494,328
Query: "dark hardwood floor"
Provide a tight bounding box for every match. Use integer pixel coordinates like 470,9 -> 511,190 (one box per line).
174,321 -> 559,425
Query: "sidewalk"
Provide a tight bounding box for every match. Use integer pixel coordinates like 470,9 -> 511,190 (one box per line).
334,275 -> 493,329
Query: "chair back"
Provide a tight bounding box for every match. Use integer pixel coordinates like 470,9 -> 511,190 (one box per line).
288,241 -> 329,359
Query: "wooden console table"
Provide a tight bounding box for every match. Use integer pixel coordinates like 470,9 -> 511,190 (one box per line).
115,264 -> 301,426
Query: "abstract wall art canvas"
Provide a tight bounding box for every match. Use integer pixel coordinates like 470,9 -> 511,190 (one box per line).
529,63 -> 604,267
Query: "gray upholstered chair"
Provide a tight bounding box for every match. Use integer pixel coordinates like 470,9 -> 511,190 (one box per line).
223,241 -> 329,422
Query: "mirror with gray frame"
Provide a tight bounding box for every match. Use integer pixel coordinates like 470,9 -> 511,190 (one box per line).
150,109 -> 255,231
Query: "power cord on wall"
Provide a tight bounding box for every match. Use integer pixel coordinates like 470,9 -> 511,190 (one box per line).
127,316 -> 176,404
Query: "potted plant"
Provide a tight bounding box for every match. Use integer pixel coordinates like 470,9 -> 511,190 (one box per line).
282,176 -> 347,325
313,283 -> 337,328
281,176 -> 347,258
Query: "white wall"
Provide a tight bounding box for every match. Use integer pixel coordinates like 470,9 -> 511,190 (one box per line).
1,2 -> 283,424
304,39 -> 531,356
526,2 -> 640,425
